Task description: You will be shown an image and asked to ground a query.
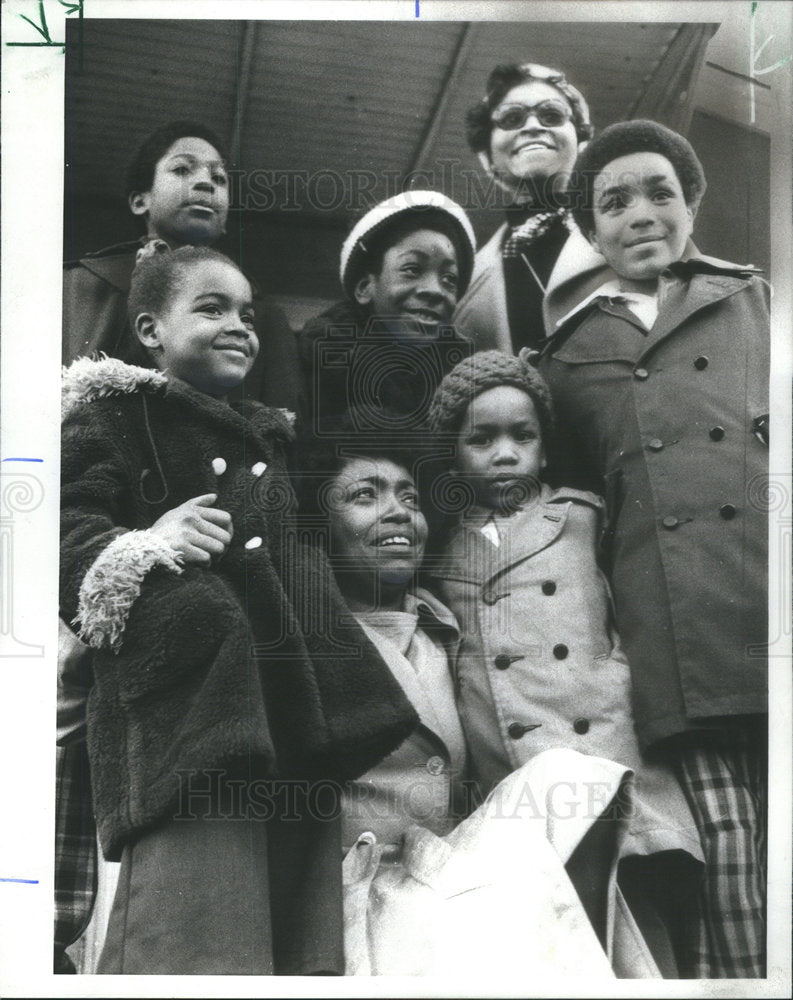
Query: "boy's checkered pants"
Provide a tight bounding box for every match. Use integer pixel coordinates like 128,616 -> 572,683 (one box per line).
674,722 -> 767,978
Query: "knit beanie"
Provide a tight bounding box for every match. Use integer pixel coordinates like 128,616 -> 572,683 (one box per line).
429,348 -> 555,441
340,190 -> 476,299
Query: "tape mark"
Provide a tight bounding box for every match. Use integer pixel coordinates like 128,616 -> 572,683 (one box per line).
0,877 -> 39,884
2,458 -> 43,463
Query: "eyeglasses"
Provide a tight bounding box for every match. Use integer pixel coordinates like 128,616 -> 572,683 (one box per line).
491,101 -> 572,132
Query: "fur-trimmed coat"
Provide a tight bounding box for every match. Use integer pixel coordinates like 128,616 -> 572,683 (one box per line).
60,358 -> 418,867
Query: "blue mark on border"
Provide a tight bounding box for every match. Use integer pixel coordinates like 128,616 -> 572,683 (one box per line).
0,877 -> 39,884
2,458 -> 43,462
415,0 -> 420,16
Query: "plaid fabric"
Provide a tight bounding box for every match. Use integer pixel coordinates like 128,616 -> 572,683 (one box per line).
501,208 -> 573,258
54,741 -> 97,973
674,723 -> 767,978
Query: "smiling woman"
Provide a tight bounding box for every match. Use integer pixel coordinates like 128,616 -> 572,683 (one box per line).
292,408 -> 666,978
454,63 -> 605,353
325,455 -> 428,611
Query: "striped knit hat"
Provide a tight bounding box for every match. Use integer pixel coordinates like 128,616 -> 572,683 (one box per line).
428,348 -> 554,440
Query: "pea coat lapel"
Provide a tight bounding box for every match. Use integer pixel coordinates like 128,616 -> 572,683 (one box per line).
483,503 -> 569,590
433,501 -> 568,591
638,263 -> 761,360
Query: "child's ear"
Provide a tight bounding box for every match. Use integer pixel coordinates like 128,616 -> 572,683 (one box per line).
128,190 -> 150,217
135,313 -> 161,351
353,274 -> 375,308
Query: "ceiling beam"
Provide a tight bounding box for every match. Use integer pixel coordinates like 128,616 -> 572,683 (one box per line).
629,22 -> 719,134
229,20 -> 259,165
407,21 -> 477,178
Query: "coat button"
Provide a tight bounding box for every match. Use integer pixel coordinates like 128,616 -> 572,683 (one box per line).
633,367 -> 649,381
719,503 -> 737,520
573,718 -> 590,735
508,722 -> 541,739
694,355 -> 709,370
426,756 -> 445,776
251,461 -> 267,477
553,643 -> 569,660
542,580 -> 557,595
494,654 -> 513,670
211,457 -> 227,476
245,536 -> 263,549
647,438 -> 664,452
662,515 -> 679,530
709,426 -> 725,441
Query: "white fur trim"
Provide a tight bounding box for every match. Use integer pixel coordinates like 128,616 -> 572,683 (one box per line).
62,355 -> 168,422
75,530 -> 183,652
278,408 -> 297,427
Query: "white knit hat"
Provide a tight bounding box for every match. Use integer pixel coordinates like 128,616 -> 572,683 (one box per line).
339,190 -> 476,299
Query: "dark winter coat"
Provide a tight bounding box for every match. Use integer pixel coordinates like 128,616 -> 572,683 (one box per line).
297,299 -> 472,434
63,240 -> 302,410
539,257 -> 769,750
60,359 -> 418,868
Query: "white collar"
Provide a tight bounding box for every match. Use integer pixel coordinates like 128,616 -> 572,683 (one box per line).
554,278 -> 660,331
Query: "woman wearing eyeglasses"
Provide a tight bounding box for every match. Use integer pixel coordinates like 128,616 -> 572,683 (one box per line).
454,63 -> 611,352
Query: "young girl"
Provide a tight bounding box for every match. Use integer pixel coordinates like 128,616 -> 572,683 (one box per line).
59,245 -> 416,974
63,118 -> 299,409
426,349 -> 705,976
57,121 -> 299,971
298,190 -> 476,437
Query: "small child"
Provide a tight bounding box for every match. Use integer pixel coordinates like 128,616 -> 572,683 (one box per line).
59,245 -> 416,974
296,409 -> 658,978
540,120 -> 769,979
427,349 -> 704,975
298,190 -> 476,436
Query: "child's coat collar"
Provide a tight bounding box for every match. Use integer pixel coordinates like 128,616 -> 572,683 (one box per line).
61,354 -> 296,437
61,355 -> 168,421
550,249 -> 762,335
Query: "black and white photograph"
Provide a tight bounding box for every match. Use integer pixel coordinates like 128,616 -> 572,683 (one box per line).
0,1 -> 791,995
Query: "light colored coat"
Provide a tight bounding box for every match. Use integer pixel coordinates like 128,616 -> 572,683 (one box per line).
427,486 -> 704,863
452,224 -> 614,348
342,589 -> 467,852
